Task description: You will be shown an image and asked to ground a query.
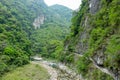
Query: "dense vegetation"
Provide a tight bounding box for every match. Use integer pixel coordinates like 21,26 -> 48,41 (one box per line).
0,0 -> 72,76
1,0 -> 119,79
31,4 -> 72,58
0,1 -> 31,75
60,0 -> 120,79
31,25 -> 68,58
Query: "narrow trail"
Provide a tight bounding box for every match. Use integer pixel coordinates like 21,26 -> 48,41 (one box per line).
89,58 -> 119,80
74,53 -> 119,80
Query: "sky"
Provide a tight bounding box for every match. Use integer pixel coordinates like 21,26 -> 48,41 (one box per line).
44,0 -> 81,10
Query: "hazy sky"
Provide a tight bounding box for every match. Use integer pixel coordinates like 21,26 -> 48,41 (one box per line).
44,0 -> 81,10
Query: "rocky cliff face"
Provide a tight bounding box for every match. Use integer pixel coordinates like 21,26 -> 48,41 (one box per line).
64,0 -> 120,80
33,15 -> 45,29
89,0 -> 101,14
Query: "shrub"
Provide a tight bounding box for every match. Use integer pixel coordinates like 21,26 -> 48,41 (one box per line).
0,62 -> 7,75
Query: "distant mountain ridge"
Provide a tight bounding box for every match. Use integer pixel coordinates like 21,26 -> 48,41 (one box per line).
50,4 -> 72,22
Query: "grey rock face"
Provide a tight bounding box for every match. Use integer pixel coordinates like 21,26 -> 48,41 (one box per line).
75,16 -> 90,55
33,15 -> 45,29
89,0 -> 101,14
93,45 -> 106,66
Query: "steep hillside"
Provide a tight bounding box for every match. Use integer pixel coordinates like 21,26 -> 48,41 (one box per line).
50,4 -> 72,22
62,0 -> 120,80
31,4 -> 72,58
0,0 -> 72,76
0,0 -> 32,75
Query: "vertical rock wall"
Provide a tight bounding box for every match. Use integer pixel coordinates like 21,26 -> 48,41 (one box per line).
33,15 -> 45,29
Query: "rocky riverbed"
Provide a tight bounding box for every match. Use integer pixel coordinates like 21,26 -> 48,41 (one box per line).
32,57 -> 83,80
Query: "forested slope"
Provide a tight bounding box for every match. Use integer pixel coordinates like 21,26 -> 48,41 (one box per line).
61,0 -> 120,80
31,4 -> 72,58
0,0 -> 72,76
0,0 -> 31,75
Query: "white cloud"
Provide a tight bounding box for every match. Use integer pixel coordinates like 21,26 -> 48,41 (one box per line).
44,0 -> 81,10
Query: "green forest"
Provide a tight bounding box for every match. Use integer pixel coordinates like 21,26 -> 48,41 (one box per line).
0,0 -> 72,76
0,0 -> 120,80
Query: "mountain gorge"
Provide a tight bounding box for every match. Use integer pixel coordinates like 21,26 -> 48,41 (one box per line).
0,0 -> 120,80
